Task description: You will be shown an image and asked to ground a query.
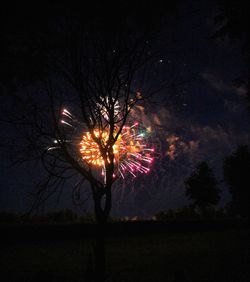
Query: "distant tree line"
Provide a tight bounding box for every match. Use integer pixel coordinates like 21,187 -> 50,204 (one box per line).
0,209 -> 95,224
155,206 -> 227,221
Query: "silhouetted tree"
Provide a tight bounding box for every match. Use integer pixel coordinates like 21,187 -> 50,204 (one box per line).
223,145 -> 250,218
0,2 -> 178,281
185,162 -> 220,214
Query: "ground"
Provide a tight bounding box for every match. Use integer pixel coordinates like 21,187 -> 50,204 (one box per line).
0,226 -> 249,281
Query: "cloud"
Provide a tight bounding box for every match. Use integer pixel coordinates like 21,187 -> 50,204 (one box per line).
201,72 -> 247,97
201,72 -> 231,92
224,100 -> 244,113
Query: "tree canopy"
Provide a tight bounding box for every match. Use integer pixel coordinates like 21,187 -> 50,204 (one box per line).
223,145 -> 250,218
185,162 -> 220,212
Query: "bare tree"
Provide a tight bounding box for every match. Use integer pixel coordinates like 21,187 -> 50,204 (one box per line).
1,13 -> 162,280
0,0 -> 191,278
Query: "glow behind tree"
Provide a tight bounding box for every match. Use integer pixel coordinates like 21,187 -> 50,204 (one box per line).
79,123 -> 154,179
57,96 -> 155,181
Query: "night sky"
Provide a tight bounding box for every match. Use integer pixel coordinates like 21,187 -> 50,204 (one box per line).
1,0 -> 250,217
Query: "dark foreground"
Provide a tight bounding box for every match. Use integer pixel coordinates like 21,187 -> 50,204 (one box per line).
0,221 -> 249,282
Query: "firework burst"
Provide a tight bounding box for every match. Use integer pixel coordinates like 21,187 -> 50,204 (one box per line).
52,97 -> 155,181
79,123 -> 154,179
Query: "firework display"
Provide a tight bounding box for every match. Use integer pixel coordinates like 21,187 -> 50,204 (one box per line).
56,98 -> 155,180
79,123 -> 154,179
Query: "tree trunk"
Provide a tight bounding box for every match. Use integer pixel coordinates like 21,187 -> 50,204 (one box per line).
92,188 -> 112,282
93,219 -> 106,282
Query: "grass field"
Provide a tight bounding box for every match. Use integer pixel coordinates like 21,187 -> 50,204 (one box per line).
0,227 -> 249,282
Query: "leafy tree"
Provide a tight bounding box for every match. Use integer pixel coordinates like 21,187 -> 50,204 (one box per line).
223,145 -> 250,218
185,162 -> 220,214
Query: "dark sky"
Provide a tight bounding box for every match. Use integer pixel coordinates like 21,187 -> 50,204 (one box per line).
0,0 -> 249,217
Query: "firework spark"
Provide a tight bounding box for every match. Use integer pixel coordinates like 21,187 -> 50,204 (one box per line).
96,96 -> 120,121
79,123 -> 154,179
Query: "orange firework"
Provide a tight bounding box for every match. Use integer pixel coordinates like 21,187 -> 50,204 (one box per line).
79,130 -> 120,166
79,123 -> 154,179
